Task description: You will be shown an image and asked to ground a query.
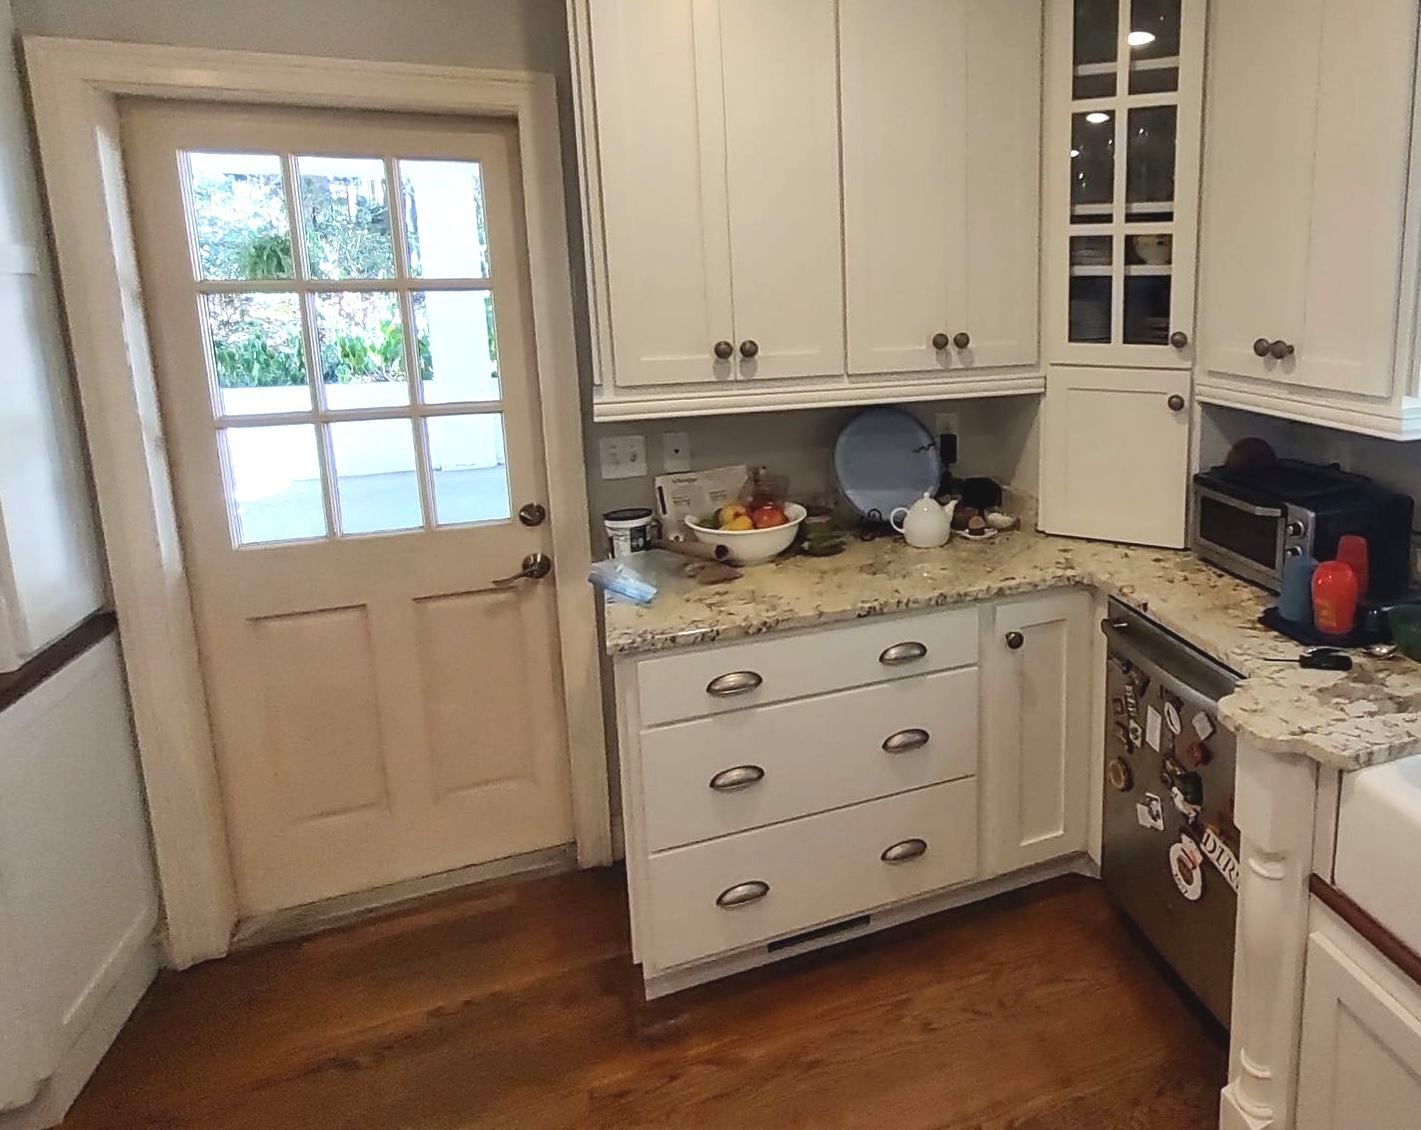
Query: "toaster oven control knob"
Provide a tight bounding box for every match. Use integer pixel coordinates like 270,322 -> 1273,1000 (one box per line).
1284,546 -> 1301,557
1286,521 -> 1305,537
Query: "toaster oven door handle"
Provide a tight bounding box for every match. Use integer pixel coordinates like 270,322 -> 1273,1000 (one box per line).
1194,484 -> 1285,519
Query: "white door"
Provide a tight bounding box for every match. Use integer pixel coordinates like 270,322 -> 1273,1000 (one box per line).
1039,365 -> 1190,547
588,0 -> 734,389
981,591 -> 1092,876
122,103 -> 574,915
841,0 -> 1040,377
720,0 -> 844,382
1200,0 -> 1413,399
1297,927 -> 1421,1130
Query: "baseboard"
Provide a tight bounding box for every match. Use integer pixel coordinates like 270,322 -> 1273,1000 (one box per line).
643,855 -> 1096,999
0,939 -> 156,1130
231,843 -> 578,950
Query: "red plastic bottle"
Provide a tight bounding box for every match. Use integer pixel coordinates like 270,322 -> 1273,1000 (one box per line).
1312,560 -> 1360,637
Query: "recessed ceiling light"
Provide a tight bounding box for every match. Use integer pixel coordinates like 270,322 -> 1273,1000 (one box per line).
1085,111 -> 1110,124
1127,29 -> 1156,47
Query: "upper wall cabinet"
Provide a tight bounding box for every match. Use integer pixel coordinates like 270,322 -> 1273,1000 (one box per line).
841,0 -> 1040,377
1042,0 -> 1204,368
1196,0 -> 1421,440
570,0 -> 1047,421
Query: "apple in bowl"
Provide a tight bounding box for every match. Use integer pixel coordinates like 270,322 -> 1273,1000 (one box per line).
685,502 -> 807,564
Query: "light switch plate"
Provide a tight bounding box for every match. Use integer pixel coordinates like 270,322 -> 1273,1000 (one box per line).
662,431 -> 691,473
599,434 -> 647,480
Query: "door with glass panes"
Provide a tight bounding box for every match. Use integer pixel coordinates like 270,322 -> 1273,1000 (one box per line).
121,102 -> 573,915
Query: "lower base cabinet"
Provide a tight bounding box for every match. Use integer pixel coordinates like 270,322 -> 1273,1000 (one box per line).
1297,901 -> 1421,1129
615,589 -> 1094,992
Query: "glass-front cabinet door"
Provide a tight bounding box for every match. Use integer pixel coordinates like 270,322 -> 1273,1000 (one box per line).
1043,0 -> 1205,368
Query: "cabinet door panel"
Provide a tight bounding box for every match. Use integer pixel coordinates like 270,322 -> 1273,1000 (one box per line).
1039,366 -> 1190,548
1297,930 -> 1421,1130
719,0 -> 844,381
589,0 -> 734,387
982,590 -> 1092,876
959,0 -> 1041,370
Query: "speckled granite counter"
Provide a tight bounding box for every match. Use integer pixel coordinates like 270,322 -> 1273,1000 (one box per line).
603,529 -> 1421,772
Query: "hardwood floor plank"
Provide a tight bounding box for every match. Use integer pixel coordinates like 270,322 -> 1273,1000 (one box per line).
59,870 -> 1223,1130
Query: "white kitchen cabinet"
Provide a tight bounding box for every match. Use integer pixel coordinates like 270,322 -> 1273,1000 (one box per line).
1196,0 -> 1421,439
0,0 -> 103,671
840,0 -> 1040,377
981,590 -> 1093,876
1042,0 -> 1205,369
1038,365 -> 1190,547
576,0 -> 842,394
1296,902 -> 1421,1130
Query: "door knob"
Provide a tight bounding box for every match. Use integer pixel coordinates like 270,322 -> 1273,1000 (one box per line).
739,339 -> 760,359
1269,339 -> 1295,360
932,332 -> 950,350
1252,337 -> 1272,358
1005,631 -> 1024,650
713,340 -> 734,360
492,553 -> 552,586
1169,330 -> 1189,349
518,502 -> 547,527
1167,394 -> 1186,412
953,331 -> 971,349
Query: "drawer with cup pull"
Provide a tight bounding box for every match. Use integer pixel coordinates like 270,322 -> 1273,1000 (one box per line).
634,607 -> 978,727
641,778 -> 978,971
638,667 -> 978,851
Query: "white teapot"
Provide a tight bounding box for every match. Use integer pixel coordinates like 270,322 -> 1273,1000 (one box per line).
889,493 -> 958,548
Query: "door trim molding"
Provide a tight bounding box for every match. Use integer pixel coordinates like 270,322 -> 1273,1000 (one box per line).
23,36 -> 612,967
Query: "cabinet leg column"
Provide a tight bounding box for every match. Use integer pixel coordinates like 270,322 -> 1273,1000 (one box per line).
1220,742 -> 1317,1130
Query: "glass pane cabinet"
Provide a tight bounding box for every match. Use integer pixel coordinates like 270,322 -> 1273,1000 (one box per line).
1045,0 -> 1204,368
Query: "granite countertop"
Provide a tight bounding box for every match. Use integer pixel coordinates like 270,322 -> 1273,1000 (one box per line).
603,529 -> 1421,772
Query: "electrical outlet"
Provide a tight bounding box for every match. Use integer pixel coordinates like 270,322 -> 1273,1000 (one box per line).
934,411 -> 960,437
599,434 -> 647,480
662,431 -> 691,473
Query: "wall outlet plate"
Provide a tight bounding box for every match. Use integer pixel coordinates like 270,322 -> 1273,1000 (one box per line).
599,434 -> 647,480
661,432 -> 691,473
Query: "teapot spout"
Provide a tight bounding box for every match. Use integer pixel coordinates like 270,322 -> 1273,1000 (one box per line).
940,498 -> 959,522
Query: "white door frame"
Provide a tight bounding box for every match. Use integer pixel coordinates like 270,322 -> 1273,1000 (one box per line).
23,36 -> 612,968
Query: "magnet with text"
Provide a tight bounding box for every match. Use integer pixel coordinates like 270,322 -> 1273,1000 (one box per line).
1200,825 -> 1241,892
1169,836 -> 1205,901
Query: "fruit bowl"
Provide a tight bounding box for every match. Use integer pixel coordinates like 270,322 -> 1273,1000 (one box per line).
685,502 -> 806,565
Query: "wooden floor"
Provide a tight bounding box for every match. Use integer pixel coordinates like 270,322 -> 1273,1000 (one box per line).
60,869 -> 1226,1129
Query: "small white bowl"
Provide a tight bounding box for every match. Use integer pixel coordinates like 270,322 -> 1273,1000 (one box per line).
685,502 -> 806,565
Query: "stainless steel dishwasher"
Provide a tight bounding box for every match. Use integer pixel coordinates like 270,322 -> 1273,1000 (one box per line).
1100,598 -> 1242,1028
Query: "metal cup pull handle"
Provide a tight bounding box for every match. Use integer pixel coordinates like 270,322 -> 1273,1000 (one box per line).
705,671 -> 763,698
881,728 -> 930,754
709,765 -> 765,792
880,838 -> 929,864
878,641 -> 928,666
716,880 -> 770,909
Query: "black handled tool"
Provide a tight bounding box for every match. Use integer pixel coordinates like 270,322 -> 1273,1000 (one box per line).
1259,648 -> 1354,672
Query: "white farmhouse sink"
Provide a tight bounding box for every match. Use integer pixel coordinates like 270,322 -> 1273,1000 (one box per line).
1334,755 -> 1421,954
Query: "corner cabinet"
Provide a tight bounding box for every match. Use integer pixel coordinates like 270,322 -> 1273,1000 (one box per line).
569,0 -> 1046,421
1196,0 -> 1421,440
1038,0 -> 1204,549
981,590 -> 1093,875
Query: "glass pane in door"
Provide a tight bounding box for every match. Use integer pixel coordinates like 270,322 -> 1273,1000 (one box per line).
1071,111 -> 1116,223
1124,234 -> 1173,345
297,156 -> 396,279
204,293 -> 311,417
411,291 -> 500,404
1069,236 -> 1113,343
399,160 -> 491,279
1073,0 -> 1119,99
1128,0 -> 1182,94
1126,105 -> 1176,221
313,291 -> 410,410
426,414 -> 511,526
186,152 -> 293,282
329,418 -> 423,535
224,424 -> 327,545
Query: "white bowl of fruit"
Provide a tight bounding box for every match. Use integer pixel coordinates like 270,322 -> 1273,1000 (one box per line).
685,501 -> 806,565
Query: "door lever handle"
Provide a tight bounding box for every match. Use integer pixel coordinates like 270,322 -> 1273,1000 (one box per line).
493,553 -> 552,585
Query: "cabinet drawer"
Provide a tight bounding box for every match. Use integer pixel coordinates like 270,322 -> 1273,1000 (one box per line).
640,667 -> 977,852
635,607 -> 978,727
642,779 -> 978,971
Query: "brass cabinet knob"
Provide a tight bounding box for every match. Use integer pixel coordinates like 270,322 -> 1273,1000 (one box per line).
932,332 -> 950,350
713,340 -> 734,360
953,331 -> 971,349
1269,339 -> 1295,360
1169,330 -> 1189,349
1167,394 -> 1186,412
1253,337 -> 1272,358
1005,631 -> 1024,650
739,339 -> 760,359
